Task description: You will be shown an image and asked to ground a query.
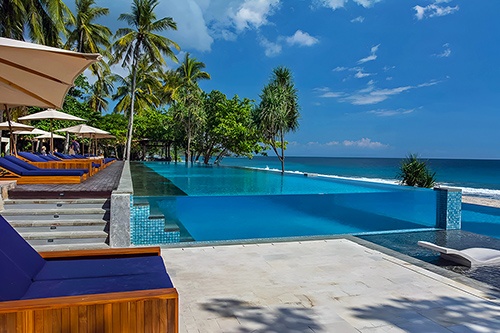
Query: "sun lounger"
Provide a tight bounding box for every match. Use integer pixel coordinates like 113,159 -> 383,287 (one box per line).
18,152 -> 100,176
0,157 -> 85,183
0,215 -> 178,332
418,241 -> 500,267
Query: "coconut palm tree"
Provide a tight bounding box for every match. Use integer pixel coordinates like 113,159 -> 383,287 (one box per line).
111,0 -> 179,161
65,0 -> 110,53
112,55 -> 163,116
86,68 -> 115,114
254,66 -> 300,174
0,0 -> 72,46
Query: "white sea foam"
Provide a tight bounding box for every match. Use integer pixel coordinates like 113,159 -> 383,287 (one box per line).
250,166 -> 500,199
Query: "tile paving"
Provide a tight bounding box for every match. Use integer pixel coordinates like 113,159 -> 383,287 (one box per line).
8,161 -> 124,199
161,239 -> 500,333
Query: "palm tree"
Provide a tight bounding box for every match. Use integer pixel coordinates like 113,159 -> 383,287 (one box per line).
65,0 -> 111,53
111,0 -> 179,161
112,55 -> 163,116
253,66 -> 300,174
86,68 -> 115,114
0,0 -> 73,46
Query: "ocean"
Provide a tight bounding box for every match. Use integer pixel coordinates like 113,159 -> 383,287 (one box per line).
221,156 -> 500,200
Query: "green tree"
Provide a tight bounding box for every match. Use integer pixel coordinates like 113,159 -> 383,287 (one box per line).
86,68 -> 115,114
112,0 -> 179,161
396,153 -> 437,188
253,66 -> 300,174
65,0 -> 111,53
112,55 -> 163,115
170,83 -> 203,162
199,90 -> 261,164
0,0 -> 73,46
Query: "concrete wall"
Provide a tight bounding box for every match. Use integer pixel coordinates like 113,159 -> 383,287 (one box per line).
110,161 -> 132,247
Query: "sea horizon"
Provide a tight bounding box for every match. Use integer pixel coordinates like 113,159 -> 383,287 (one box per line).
220,156 -> 500,200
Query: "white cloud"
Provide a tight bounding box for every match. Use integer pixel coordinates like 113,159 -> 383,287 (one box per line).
354,70 -> 375,79
366,107 -> 419,116
320,92 -> 345,98
232,0 -> 281,31
286,30 -> 319,47
314,87 -> 331,92
437,48 -> 451,57
313,0 -> 381,11
259,36 -> 282,57
383,65 -> 395,71
324,79 -> 441,105
358,44 -> 380,64
342,138 -> 389,148
434,43 -> 451,57
386,77 -> 393,80
332,66 -> 348,72
413,2 -> 459,20
351,16 -> 365,23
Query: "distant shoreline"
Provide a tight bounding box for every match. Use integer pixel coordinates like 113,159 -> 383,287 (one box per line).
462,195 -> 500,208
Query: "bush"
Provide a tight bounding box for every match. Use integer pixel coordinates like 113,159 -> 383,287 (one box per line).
396,153 -> 437,188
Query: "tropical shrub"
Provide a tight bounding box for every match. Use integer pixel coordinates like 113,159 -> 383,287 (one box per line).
396,153 -> 437,188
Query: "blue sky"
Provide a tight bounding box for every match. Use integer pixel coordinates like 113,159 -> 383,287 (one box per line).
86,0 -> 500,159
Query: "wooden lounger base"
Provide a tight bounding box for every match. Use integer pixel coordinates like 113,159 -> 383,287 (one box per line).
1,175 -> 83,184
0,288 -> 179,333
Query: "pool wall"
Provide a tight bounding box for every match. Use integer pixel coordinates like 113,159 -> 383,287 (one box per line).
116,162 -> 463,246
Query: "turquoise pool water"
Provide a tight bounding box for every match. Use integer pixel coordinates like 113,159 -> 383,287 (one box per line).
143,161 -> 408,196
131,162 -> 439,244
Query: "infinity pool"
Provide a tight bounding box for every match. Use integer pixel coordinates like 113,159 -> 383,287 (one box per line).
130,162 -> 439,244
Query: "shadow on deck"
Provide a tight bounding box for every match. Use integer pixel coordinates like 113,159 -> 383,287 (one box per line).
8,161 -> 124,199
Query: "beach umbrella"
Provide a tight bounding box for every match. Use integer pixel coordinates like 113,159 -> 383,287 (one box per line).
56,124 -> 109,154
19,109 -> 87,153
0,37 -> 101,110
13,129 -> 50,135
13,128 -> 49,153
34,133 -> 65,140
0,121 -> 34,154
0,37 -> 100,155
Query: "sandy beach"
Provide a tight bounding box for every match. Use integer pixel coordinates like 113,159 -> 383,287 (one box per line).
462,195 -> 500,208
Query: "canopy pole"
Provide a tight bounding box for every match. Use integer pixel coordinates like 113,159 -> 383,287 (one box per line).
50,118 -> 54,153
4,105 -> 16,156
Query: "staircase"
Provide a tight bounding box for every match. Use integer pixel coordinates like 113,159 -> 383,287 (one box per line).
2,198 -> 110,252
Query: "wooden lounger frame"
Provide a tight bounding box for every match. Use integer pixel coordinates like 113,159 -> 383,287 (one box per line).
0,166 -> 84,184
17,156 -> 101,176
0,247 -> 179,333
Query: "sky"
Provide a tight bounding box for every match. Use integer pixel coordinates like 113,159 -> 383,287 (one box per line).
82,0 -> 500,159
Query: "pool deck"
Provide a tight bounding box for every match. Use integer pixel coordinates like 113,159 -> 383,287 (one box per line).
162,238 -> 500,333
8,161 -> 124,199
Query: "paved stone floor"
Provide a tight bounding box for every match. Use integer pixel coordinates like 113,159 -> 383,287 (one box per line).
162,239 -> 500,333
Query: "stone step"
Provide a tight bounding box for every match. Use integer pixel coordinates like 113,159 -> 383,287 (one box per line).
34,243 -> 110,252
5,213 -> 109,221
21,230 -> 108,240
21,230 -> 108,246
8,219 -> 108,227
2,202 -> 110,210
1,208 -> 109,215
4,198 -> 109,205
12,220 -> 108,233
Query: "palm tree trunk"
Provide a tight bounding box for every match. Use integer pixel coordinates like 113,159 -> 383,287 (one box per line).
280,129 -> 285,174
125,49 -> 139,161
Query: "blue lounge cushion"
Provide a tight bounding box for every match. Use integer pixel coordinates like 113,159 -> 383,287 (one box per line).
18,152 -> 47,162
45,154 -> 63,161
0,250 -> 33,301
5,155 -> 42,170
0,157 -> 85,176
22,273 -> 174,300
0,216 -> 45,279
34,256 -> 167,281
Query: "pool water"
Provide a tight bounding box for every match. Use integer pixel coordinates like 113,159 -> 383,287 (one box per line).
131,162 -> 439,244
